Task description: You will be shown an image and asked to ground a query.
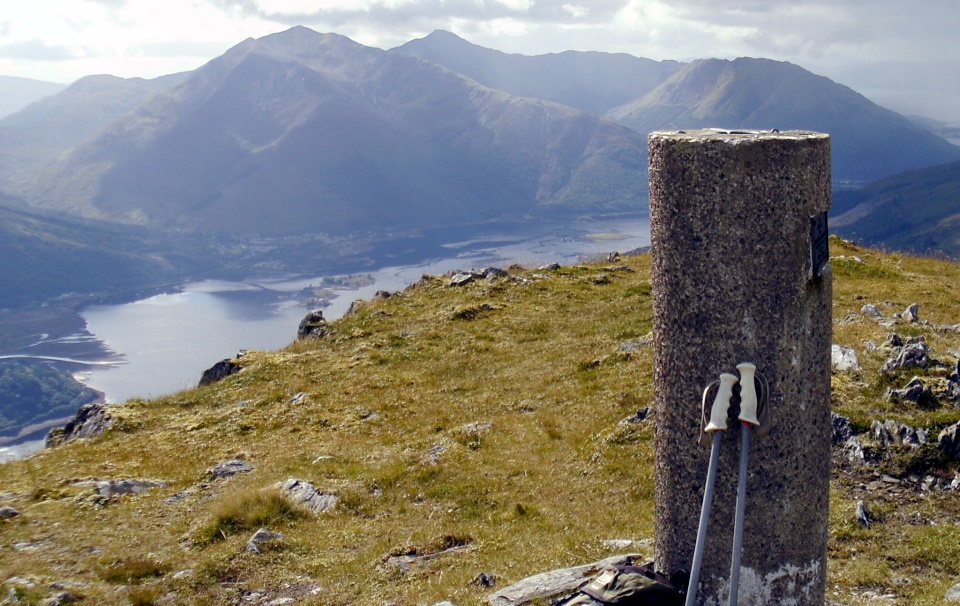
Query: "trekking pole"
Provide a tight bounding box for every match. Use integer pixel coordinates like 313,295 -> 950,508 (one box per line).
685,372 -> 738,606
728,362 -> 766,606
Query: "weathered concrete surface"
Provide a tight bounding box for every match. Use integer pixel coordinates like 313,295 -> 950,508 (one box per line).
649,130 -> 832,605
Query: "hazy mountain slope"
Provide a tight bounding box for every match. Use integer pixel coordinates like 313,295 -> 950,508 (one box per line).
18,27 -> 648,235
0,75 -> 65,119
394,30 -> 682,115
609,58 -> 960,184
832,160 -> 960,257
0,72 -> 188,183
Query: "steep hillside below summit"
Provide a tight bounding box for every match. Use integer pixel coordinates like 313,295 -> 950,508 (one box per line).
2,239 -> 960,604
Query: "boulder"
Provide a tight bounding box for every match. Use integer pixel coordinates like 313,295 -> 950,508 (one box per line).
277,478 -> 339,515
860,304 -> 883,319
297,310 -> 327,340
902,303 -> 920,323
882,341 -> 929,372
831,345 -> 861,372
199,358 -> 241,386
871,419 -> 927,449
939,423 -> 960,459
45,400 -> 113,447
831,413 -> 854,445
887,376 -> 935,406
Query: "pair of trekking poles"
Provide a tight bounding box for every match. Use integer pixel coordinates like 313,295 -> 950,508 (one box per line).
684,362 -> 769,606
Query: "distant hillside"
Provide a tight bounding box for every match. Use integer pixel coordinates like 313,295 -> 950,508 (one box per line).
0,198 -> 204,309
0,72 -> 188,184
394,30 -> 682,115
0,75 -> 65,119
609,58 -> 960,184
13,27 -> 648,236
0,361 -> 100,439
832,160 -> 960,257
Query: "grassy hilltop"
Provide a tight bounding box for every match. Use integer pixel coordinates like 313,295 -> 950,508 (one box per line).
1,238 -> 960,605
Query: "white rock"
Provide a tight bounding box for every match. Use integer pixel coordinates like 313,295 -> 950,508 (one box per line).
831,345 -> 861,372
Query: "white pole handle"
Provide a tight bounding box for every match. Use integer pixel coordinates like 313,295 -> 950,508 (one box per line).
704,373 -> 738,432
737,362 -> 759,426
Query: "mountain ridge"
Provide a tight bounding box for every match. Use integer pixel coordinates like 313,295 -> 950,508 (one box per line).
13,28 -> 649,235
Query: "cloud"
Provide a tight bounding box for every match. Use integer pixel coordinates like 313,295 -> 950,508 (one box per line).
0,39 -> 77,61
208,0 -> 629,27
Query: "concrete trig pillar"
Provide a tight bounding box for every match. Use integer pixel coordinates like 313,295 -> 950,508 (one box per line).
649,130 -> 832,605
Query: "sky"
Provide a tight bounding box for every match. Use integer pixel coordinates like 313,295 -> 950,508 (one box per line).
1,0 -> 959,122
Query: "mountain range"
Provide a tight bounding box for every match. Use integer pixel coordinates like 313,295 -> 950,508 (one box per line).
5,28 -> 648,236
2,26 -> 960,310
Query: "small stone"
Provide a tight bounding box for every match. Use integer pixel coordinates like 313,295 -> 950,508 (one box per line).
855,500 -> 871,527
860,304 -> 883,319
472,572 -> 497,587
290,392 -> 308,405
538,263 -> 561,271
946,581 -> 960,601
481,267 -> 509,280
902,303 -> 920,323
844,436 -> 866,465
267,598 -> 296,605
172,569 -> 194,579
422,443 -> 449,465
209,459 -> 254,479
618,409 -> 651,426
449,273 -> 476,287
246,528 -> 282,554
0,506 -> 19,519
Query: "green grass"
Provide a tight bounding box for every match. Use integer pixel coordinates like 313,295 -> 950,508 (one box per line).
0,242 -> 958,604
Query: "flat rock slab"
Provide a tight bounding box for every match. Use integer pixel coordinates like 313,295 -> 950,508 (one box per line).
209,459 -> 254,479
97,479 -> 169,499
277,478 -> 338,515
488,554 -> 638,606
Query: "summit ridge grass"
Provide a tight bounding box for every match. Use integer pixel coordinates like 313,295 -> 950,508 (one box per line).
0,237 -> 959,605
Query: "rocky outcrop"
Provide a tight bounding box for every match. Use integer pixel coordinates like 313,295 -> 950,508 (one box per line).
297,310 -> 328,340
881,337 -> 929,372
45,400 -> 113,448
870,419 -> 927,449
199,357 -> 242,386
